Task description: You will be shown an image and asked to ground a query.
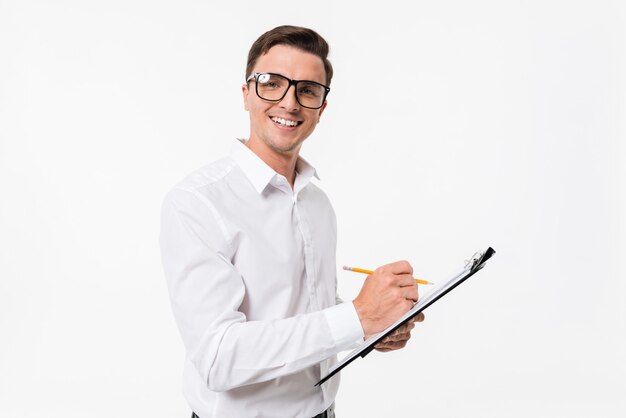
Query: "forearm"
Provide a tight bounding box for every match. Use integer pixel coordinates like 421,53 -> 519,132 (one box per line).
193,303 -> 361,391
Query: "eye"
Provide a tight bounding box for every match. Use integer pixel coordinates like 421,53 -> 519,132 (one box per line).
260,76 -> 286,90
299,83 -> 322,97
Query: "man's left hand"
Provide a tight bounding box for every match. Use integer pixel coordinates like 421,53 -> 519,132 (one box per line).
372,312 -> 425,352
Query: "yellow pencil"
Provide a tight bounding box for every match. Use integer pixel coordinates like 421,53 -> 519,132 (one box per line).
342,266 -> 434,285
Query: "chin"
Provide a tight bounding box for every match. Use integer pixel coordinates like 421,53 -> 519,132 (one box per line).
266,139 -> 303,155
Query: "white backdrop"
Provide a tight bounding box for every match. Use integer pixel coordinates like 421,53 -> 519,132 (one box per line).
1,1 -> 624,417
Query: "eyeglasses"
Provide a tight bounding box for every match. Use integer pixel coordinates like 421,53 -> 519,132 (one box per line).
246,72 -> 330,109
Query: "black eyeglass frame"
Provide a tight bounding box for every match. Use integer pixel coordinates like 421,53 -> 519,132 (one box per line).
246,72 -> 331,109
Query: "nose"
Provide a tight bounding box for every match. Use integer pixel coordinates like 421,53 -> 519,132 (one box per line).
279,85 -> 300,111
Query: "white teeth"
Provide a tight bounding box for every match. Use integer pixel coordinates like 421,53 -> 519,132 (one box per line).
271,117 -> 299,127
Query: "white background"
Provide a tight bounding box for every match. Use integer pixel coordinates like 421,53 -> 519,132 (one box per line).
1,1 -> 624,417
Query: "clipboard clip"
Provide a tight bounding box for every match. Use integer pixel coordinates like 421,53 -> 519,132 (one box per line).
464,251 -> 484,270
464,247 -> 496,271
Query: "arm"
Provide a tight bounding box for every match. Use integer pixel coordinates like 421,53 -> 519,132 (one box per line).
160,188 -> 364,392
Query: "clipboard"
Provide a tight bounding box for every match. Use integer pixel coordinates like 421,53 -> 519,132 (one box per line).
316,247 -> 496,387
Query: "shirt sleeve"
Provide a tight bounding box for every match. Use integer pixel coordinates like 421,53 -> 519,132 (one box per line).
160,188 -> 364,392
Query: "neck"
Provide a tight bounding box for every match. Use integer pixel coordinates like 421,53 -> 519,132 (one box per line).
246,138 -> 300,188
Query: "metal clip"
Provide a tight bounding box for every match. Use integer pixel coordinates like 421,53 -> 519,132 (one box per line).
464,251 -> 483,270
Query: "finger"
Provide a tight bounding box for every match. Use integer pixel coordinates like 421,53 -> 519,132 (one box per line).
383,331 -> 411,343
413,312 -> 425,323
375,342 -> 394,351
397,321 -> 414,333
387,334 -> 411,344
402,284 -> 418,302
395,324 -> 408,334
397,274 -> 418,287
378,339 -> 408,350
392,260 -> 413,275
380,260 -> 413,276
405,290 -> 418,302
387,328 -> 401,338
384,323 -> 413,341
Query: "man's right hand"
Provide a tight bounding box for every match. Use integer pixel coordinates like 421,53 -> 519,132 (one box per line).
352,260 -> 419,337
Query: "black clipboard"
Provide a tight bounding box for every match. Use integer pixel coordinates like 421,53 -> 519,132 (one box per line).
315,247 -> 496,387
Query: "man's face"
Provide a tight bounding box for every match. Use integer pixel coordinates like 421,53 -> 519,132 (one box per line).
242,44 -> 327,158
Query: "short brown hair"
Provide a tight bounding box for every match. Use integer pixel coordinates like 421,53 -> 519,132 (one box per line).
246,25 -> 333,86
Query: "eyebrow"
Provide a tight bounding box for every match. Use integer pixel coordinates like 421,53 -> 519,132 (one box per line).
256,71 -> 326,85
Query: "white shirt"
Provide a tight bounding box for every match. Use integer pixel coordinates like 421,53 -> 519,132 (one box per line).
160,139 -> 364,418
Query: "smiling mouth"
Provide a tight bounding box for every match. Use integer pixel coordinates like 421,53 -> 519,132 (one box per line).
270,116 -> 302,127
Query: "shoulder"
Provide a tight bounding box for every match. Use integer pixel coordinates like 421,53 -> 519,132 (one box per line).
164,157 -> 238,203
173,157 -> 236,194
161,157 -> 241,227
160,158 -> 238,247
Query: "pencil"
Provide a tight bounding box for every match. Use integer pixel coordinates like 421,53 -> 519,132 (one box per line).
342,266 -> 434,285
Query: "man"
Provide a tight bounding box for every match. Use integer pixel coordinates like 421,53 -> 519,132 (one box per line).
160,25 -> 424,418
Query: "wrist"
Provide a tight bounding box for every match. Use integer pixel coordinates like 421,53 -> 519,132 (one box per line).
352,299 -> 374,336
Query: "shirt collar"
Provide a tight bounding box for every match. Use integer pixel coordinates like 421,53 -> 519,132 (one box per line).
230,139 -> 319,194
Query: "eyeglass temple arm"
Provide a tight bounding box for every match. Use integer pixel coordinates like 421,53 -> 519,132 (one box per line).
245,73 -> 259,83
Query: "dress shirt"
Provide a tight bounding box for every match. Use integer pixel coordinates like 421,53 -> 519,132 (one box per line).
160,139 -> 364,418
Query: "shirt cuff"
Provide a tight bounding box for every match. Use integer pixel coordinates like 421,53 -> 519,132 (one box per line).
322,302 -> 365,350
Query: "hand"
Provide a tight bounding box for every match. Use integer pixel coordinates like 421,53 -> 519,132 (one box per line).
373,312 -> 425,352
352,260 -> 419,337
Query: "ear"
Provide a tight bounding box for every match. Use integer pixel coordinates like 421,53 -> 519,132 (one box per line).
316,101 -> 328,123
242,83 -> 250,111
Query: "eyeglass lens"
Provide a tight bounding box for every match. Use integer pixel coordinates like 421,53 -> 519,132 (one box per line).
255,73 -> 326,109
